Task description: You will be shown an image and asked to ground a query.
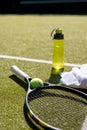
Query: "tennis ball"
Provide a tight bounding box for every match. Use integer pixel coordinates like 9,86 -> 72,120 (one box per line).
30,78 -> 43,89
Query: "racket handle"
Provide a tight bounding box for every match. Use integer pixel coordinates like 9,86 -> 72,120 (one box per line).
11,65 -> 30,81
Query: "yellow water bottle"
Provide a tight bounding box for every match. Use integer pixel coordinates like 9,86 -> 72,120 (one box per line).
52,28 -> 64,74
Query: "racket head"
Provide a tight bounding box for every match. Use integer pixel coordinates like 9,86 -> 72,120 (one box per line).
11,65 -> 87,129
25,84 -> 87,130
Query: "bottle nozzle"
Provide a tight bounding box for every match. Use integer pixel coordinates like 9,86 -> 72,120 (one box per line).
56,28 -> 62,34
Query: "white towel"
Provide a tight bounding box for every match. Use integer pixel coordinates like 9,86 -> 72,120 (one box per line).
61,64 -> 87,89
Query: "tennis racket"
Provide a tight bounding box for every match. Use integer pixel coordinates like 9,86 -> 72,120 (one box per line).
11,65 -> 87,130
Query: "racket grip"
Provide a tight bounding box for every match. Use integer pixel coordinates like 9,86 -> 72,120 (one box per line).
11,65 -> 29,81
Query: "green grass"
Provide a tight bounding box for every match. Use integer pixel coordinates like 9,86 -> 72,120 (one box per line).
0,14 -> 87,130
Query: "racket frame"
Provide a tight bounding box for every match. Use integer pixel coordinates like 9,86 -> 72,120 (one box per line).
11,65 -> 87,130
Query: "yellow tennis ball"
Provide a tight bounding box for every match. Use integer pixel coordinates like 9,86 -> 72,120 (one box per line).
30,78 -> 43,89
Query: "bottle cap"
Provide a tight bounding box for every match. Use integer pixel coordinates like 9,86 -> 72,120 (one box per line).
50,27 -> 63,39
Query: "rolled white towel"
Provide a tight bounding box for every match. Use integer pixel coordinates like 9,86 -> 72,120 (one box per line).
61,64 -> 87,89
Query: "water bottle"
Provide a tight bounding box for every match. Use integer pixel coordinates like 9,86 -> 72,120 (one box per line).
51,28 -> 64,74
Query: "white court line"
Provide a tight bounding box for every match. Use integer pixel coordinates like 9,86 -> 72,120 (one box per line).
81,116 -> 87,130
0,54 -> 82,67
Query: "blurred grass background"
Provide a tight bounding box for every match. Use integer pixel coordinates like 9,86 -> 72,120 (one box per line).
0,14 -> 87,130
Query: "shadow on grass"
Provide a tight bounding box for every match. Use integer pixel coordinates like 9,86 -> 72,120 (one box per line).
9,75 -> 40,130
48,69 -> 61,84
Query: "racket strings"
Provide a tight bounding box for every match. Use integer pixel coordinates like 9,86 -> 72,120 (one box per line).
29,89 -> 87,111
28,87 -> 87,130
28,88 -> 87,104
